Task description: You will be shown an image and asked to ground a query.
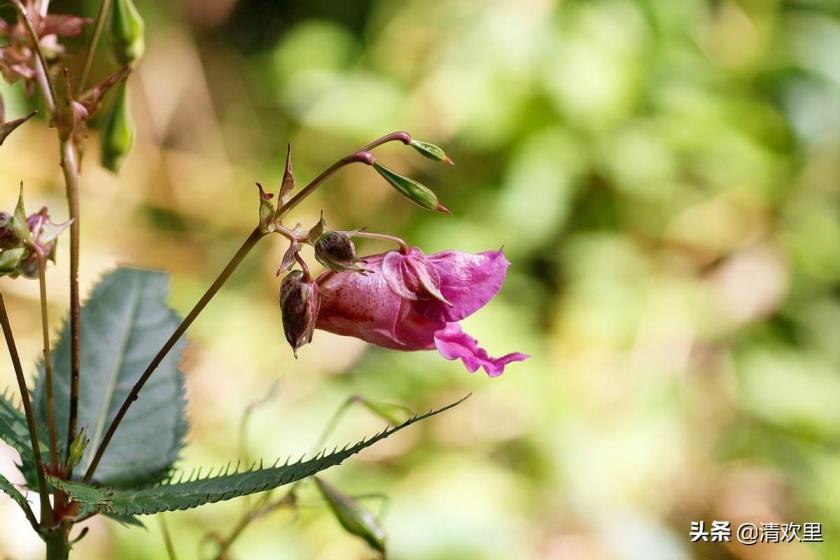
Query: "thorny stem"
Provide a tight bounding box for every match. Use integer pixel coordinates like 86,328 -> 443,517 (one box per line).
0,294 -> 53,526
77,0 -> 112,96
37,254 -> 59,473
82,228 -> 266,481
352,230 -> 410,254
60,140 -> 82,461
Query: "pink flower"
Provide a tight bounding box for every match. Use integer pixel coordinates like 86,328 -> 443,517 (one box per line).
316,247 -> 529,376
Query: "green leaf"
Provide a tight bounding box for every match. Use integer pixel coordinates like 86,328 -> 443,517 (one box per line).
49,397 -> 466,517
0,473 -> 37,528
0,391 -> 35,465
47,476 -> 110,517
0,391 -> 46,489
34,268 -> 188,488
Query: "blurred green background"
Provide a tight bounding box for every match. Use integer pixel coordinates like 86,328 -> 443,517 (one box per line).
2,0 -> 840,558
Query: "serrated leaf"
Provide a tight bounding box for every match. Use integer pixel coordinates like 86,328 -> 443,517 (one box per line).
0,391 -> 47,489
0,473 -> 37,527
34,268 -> 188,488
47,476 -> 111,516
0,391 -> 35,464
50,397 -> 466,517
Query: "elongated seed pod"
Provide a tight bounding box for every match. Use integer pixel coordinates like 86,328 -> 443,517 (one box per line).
315,477 -> 386,554
409,139 -> 453,164
110,0 -> 145,66
100,84 -> 135,173
372,161 -> 449,213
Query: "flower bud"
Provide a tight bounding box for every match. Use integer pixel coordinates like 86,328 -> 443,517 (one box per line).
372,161 -> 449,213
67,429 -> 89,471
109,0 -> 145,66
279,270 -> 320,357
1,188 -> 31,276
409,139 -> 453,164
314,231 -> 364,273
8,186 -> 31,246
100,83 -> 135,173
314,477 -> 386,554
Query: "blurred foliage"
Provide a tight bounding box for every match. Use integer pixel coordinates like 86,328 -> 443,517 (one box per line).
1,0 -> 840,558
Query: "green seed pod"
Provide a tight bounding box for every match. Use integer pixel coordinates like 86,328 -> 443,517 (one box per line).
372,161 -> 449,213
409,139 -> 453,164
11,186 -> 30,244
314,477 -> 386,554
100,84 -> 135,173
110,0 -> 145,66
67,429 -> 89,470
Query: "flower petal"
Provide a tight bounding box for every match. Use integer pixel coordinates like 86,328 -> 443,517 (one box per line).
406,254 -> 451,306
433,322 -> 528,377
426,249 -> 511,322
317,261 -> 408,350
382,251 -> 417,300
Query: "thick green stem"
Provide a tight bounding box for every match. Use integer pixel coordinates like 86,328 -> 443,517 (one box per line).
44,525 -> 70,560
37,255 -> 59,473
60,140 -> 82,461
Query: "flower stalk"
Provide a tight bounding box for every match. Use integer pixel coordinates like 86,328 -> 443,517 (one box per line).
0,293 -> 53,526
37,253 -> 59,473
77,0 -> 112,95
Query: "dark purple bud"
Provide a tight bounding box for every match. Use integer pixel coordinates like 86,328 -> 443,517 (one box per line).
314,231 -> 364,273
279,270 -> 320,357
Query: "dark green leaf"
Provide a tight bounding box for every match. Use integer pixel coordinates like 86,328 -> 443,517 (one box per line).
0,473 -> 37,528
0,391 -> 46,488
34,268 -> 188,488
49,397 -> 466,516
